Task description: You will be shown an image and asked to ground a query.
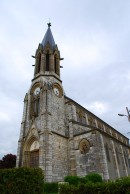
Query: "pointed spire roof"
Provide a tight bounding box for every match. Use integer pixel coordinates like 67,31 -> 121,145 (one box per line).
41,23 -> 56,49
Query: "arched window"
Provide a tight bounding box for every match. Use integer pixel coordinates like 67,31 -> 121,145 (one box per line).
30,86 -> 40,118
46,53 -> 49,71
33,96 -> 40,116
77,112 -> 82,123
105,143 -> 110,162
82,115 -> 86,124
76,110 -> 86,124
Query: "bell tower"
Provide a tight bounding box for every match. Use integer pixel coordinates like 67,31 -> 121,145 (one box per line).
33,22 -> 61,78
16,23 -> 68,182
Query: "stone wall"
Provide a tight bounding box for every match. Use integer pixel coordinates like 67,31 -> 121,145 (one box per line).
51,133 -> 68,181
74,131 -> 107,179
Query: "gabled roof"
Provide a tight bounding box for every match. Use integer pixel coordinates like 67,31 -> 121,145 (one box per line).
41,23 -> 56,49
64,95 -> 129,142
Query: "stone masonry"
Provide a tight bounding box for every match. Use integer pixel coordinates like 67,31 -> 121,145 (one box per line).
16,23 -> 130,182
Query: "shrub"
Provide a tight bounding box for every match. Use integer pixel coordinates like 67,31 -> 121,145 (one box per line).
85,172 -> 103,183
64,173 -> 102,186
64,175 -> 80,185
44,182 -> 58,193
59,184 -> 77,194
59,176 -> 130,194
79,176 -> 86,184
0,167 -> 44,194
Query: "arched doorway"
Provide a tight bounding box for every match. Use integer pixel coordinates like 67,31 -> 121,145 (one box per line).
30,141 -> 39,167
23,139 -> 39,168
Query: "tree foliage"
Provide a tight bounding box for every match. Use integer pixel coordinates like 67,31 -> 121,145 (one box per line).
0,154 -> 16,169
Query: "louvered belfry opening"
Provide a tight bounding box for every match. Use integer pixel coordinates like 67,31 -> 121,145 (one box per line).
35,53 -> 41,75
54,55 -> 59,75
37,54 -> 41,73
46,53 -> 50,71
54,55 -> 57,73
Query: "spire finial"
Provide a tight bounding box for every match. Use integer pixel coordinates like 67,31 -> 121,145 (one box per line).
47,22 -> 51,28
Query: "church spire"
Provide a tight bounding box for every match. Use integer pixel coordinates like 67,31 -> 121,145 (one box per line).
34,23 -> 61,78
41,23 -> 56,49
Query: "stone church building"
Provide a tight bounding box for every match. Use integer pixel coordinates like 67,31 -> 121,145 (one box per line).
16,23 -> 130,182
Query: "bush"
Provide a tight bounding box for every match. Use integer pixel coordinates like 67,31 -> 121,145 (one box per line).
79,177 -> 86,184
59,184 -> 77,194
0,167 -> 44,194
64,173 -> 102,186
59,176 -> 130,194
85,172 -> 103,183
64,175 -> 80,185
44,182 -> 58,193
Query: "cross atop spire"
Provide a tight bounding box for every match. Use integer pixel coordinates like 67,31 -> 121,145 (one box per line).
47,22 -> 51,28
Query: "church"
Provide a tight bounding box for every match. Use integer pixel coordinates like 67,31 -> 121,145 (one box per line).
16,23 -> 130,182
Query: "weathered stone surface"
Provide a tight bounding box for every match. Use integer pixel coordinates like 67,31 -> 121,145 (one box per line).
16,24 -> 130,182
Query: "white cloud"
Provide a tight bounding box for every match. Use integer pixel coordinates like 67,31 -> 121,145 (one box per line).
84,101 -> 109,116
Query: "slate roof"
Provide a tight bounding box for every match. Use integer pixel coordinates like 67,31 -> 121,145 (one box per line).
41,23 -> 56,49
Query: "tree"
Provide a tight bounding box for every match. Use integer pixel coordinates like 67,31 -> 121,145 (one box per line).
0,159 -> 3,168
0,154 -> 16,169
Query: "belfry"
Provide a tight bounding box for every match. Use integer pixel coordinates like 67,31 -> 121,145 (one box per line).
17,24 -> 130,182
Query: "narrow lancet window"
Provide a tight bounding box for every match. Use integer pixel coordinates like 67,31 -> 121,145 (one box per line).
54,56 -> 57,74
33,97 -> 40,117
35,54 -> 41,74
46,53 -> 49,71
30,87 -> 40,118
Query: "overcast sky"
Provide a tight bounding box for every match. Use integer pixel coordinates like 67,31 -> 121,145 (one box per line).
0,0 -> 130,159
